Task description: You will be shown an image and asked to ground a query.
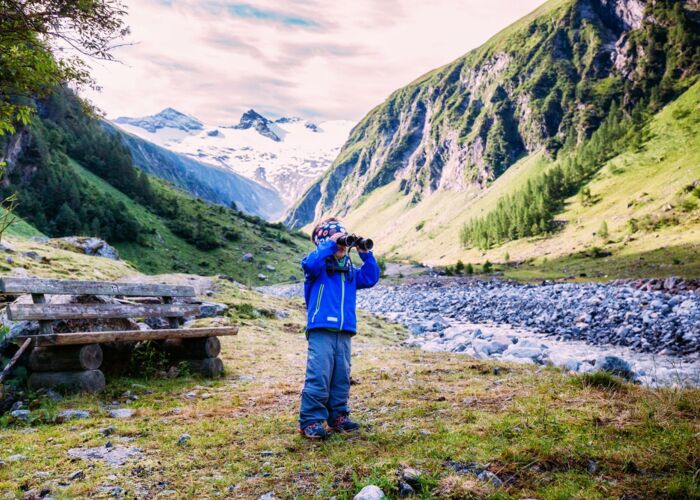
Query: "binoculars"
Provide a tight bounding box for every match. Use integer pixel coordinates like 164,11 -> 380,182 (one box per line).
336,233 -> 374,251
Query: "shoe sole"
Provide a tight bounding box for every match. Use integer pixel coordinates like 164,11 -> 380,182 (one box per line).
298,429 -> 327,440
329,427 -> 360,434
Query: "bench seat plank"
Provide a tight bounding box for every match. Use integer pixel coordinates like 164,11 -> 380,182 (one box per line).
16,327 -> 239,346
0,277 -> 195,297
7,303 -> 200,321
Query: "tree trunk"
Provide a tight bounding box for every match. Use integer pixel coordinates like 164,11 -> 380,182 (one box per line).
28,344 -> 103,372
27,370 -> 105,393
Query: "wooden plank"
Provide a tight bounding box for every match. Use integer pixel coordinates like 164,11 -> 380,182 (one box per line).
162,296 -> 182,329
31,293 -> 53,335
0,277 -> 195,297
17,326 -> 239,346
6,303 -> 201,321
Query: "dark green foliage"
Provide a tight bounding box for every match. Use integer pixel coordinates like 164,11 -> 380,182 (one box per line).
465,263 -> 474,275
482,260 -> 493,273
460,102 -> 631,249
454,260 -> 465,274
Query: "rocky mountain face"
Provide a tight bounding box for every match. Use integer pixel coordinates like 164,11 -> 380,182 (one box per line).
113,109 -> 354,210
286,0 -> 700,228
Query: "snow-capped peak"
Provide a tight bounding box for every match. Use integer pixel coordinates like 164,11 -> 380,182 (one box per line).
114,108 -> 203,134
110,107 -> 355,209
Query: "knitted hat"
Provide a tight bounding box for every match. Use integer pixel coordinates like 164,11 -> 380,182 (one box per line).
313,219 -> 346,246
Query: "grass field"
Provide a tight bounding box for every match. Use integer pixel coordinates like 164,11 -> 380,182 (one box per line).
0,275 -> 698,498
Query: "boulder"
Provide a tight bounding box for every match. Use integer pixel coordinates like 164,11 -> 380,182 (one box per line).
354,485 -> 385,500
197,301 -> 229,318
242,253 -> 254,262
595,355 -> 635,380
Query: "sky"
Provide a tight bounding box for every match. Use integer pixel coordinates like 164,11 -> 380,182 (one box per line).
84,0 -> 546,124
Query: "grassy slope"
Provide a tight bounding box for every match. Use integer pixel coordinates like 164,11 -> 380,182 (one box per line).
1,208 -> 43,239
341,81 -> 700,279
0,271 -> 698,498
66,159 -> 311,285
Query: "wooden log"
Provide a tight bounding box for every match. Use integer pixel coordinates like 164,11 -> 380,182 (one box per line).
0,277 -> 195,297
17,326 -> 239,346
31,293 -> 53,335
163,337 -> 221,359
28,344 -> 103,372
182,357 -> 224,377
27,370 -> 105,393
0,338 -> 32,383
7,302 -> 200,321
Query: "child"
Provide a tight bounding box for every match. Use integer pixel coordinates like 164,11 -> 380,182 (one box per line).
298,217 -> 381,439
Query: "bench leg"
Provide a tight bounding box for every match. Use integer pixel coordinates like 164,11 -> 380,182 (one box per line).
27,370 -> 106,393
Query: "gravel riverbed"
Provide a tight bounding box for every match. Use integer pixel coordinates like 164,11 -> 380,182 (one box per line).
260,278 -> 700,387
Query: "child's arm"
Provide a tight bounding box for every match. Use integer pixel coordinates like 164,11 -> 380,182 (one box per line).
301,239 -> 337,279
355,250 -> 381,289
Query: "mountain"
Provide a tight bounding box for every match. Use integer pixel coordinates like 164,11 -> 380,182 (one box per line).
114,107 -> 203,134
113,108 -> 354,207
105,123 -> 285,220
0,88 -> 310,282
285,0 -> 700,273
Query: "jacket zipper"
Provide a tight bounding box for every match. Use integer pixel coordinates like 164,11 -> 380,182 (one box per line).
339,269 -> 346,330
311,284 -> 324,323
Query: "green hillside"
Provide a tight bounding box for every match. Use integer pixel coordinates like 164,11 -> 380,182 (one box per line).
0,90 -> 311,284
341,79 -> 700,278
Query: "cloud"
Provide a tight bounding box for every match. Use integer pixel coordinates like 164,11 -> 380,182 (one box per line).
84,0 -> 547,123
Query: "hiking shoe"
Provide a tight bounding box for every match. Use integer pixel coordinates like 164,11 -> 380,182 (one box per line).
299,422 -> 328,439
330,415 -> 360,433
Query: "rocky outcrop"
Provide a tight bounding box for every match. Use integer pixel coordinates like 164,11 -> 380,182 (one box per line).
232,109 -> 281,142
49,236 -> 120,260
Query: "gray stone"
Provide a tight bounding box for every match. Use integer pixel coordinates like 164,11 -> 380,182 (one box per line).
68,470 -> 84,481
177,433 -> 191,446
10,410 -> 30,422
58,410 -> 91,421
197,301 -> 229,318
354,485 -> 385,500
265,264 -> 276,271
477,470 -> 503,487
595,355 -> 635,380
258,493 -> 278,500
7,454 -> 27,461
242,253 -> 254,262
257,274 -> 268,281
67,445 -> 141,467
108,409 -> 135,419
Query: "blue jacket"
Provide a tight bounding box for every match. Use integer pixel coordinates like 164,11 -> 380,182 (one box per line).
301,239 -> 381,334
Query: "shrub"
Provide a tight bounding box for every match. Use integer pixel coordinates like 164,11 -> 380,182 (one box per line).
454,260 -> 465,274
598,221 -> 609,239
575,372 -> 624,391
465,263 -> 474,275
482,260 -> 493,273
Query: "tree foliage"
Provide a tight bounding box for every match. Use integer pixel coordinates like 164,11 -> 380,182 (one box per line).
0,0 -> 129,134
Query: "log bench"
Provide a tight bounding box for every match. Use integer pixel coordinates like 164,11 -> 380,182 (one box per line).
1,277 -> 238,393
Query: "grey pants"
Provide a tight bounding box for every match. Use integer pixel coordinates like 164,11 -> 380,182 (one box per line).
299,329 -> 352,428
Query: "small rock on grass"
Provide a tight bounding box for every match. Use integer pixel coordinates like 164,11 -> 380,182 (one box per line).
177,434 -> 191,446
68,470 -> 84,481
397,480 -> 415,497
108,409 -> 135,419
401,467 -> 423,488
58,409 -> 90,421
10,410 -> 30,422
354,485 -> 385,500
258,493 -> 278,500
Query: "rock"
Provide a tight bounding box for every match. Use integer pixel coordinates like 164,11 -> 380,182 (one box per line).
587,459 -> 598,474
242,253 -> 254,262
265,264 -> 276,271
258,493 -> 278,500
7,454 -> 27,461
50,236 -> 119,260
197,301 -> 229,318
401,467 -> 423,488
258,274 -> 268,281
108,409 -> 135,419
397,480 -> 415,497
68,470 -> 84,481
595,355 -> 635,380
98,485 -> 126,496
9,409 -> 30,422
477,470 -> 503,487
354,485 -> 385,500
99,427 -> 115,436
177,433 -> 191,446
67,445 -> 141,467
58,409 -> 91,421
22,251 -> 45,261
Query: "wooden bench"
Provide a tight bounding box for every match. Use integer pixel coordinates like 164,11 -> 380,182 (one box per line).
1,277 -> 238,393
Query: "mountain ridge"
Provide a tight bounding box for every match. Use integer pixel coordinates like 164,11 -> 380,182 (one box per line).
286,0 -> 699,228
